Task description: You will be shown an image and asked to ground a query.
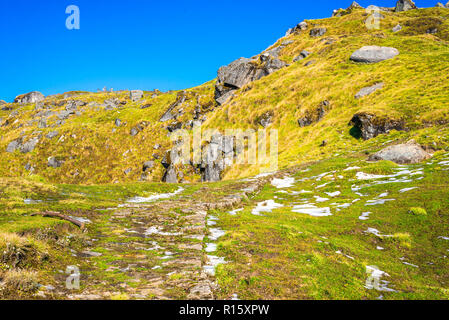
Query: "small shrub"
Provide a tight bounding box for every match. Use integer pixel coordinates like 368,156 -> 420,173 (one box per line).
409,207 -> 428,217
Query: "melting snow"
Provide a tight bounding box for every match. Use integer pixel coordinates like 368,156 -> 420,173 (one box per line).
127,187 -> 184,203
271,177 -> 295,189
292,204 -> 332,217
399,187 -> 418,193
325,191 -> 341,197
251,200 -> 284,216
359,212 -> 371,221
229,208 -> 243,215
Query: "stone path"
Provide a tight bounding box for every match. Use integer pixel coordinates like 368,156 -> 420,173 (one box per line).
50,176 -> 267,300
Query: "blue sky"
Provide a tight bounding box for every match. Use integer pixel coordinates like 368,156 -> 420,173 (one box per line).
0,0 -> 438,102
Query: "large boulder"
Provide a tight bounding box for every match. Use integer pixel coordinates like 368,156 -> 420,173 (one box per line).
14,91 -> 44,104
350,46 -> 399,63
368,141 -> 431,164
350,113 -> 405,140
215,55 -> 287,105
395,0 -> 417,12
6,138 -> 22,153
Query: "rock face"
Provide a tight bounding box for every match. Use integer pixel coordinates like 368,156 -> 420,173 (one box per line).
14,92 -> 45,104
395,0 -> 417,12
199,134 -> 235,182
350,46 -> 399,63
350,113 -> 405,140
0,100 -> 6,105
130,90 -> 144,102
215,55 -> 287,105
355,82 -> 384,99
310,28 -> 327,37
368,141 -> 431,164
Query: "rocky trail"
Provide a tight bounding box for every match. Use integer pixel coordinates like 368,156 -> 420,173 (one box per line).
42,176 -> 268,300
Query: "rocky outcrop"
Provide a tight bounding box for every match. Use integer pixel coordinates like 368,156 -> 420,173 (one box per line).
293,50 -> 311,62
355,82 -> 384,99
130,90 -> 143,102
0,100 -> 6,105
14,92 -> 44,104
255,111 -> 274,128
199,134 -> 235,182
350,113 -> 405,140
350,46 -> 399,63
368,140 -> 431,164
310,28 -> 327,37
215,55 -> 287,105
395,0 -> 417,12
285,21 -> 308,36
6,137 -> 39,153
160,91 -> 187,122
297,101 -> 330,127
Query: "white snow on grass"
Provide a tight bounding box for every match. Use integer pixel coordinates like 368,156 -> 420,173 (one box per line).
325,191 -> 341,197
203,255 -> 227,276
359,212 -> 371,221
365,199 -> 395,206
399,187 -> 418,193
205,243 -> 217,253
251,200 -> 284,216
292,204 -> 332,217
229,208 -> 243,215
127,187 -> 184,203
314,196 -> 329,203
344,166 -> 361,171
144,226 -> 182,237
271,176 -> 295,189
209,228 -> 226,241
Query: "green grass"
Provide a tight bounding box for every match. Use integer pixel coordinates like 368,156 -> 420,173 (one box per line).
212,152 -> 449,300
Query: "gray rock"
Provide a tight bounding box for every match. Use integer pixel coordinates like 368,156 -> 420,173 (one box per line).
310,28 -> 327,37
368,141 -> 431,164
46,131 -> 59,139
350,46 -> 399,63
57,110 -> 75,120
285,21 -> 308,36
153,144 -> 161,150
25,163 -> 34,172
115,119 -> 121,127
395,0 -> 417,12
143,161 -> 154,172
160,92 -> 186,122
14,91 -> 45,104
0,100 -> 6,105
104,98 -> 120,110
215,55 -> 287,105
6,138 -> 22,153
350,113 -> 405,140
48,157 -> 64,168
162,165 -> 178,183
20,137 -> 39,153
130,90 -> 144,102
293,50 -> 311,62
392,24 -> 402,32
348,1 -> 363,9
436,2 -> 445,8
355,82 -> 384,99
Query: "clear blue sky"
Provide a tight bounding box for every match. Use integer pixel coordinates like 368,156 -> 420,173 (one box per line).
0,0 -> 438,102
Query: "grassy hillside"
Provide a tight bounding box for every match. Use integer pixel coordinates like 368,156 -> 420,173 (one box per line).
1,7 -> 449,185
